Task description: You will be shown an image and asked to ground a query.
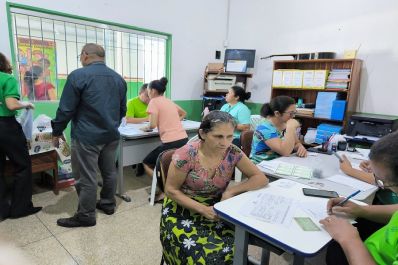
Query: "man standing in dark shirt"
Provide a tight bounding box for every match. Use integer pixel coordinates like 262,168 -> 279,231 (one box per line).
52,43 -> 127,227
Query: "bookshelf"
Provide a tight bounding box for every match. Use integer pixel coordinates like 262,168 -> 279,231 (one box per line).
271,59 -> 362,135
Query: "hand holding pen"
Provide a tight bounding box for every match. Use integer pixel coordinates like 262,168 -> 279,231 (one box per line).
327,190 -> 363,217
336,190 -> 361,206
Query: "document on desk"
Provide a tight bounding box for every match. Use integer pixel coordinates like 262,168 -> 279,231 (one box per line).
327,174 -> 375,191
275,162 -> 313,179
241,193 -> 295,225
257,160 -> 280,172
299,201 -> 329,221
118,126 -> 143,136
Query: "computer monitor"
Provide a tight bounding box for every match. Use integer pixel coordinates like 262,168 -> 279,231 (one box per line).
224,49 -> 256,68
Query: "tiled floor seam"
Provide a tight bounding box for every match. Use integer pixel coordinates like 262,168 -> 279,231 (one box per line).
35,212 -> 80,265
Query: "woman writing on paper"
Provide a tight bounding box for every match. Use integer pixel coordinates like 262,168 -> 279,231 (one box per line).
321,131 -> 398,265
250,96 -> 307,164
160,110 -> 268,264
220,85 -> 251,147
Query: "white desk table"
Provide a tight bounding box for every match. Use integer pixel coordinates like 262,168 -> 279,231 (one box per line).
116,120 -> 200,201
257,152 -> 377,201
215,179 -> 344,265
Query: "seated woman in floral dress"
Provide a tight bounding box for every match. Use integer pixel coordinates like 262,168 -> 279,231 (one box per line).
160,110 -> 268,264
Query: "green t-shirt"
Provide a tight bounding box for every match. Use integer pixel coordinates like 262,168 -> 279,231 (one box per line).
0,72 -> 20,117
126,96 -> 148,118
365,211 -> 398,265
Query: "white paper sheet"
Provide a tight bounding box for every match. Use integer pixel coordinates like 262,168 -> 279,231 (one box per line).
241,193 -> 295,225
257,160 -> 280,172
300,201 -> 329,221
327,174 -> 375,192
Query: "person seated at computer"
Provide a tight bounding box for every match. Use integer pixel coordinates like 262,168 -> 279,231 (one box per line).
220,85 -> 251,147
321,131 -> 398,265
160,110 -> 268,264
126,83 -> 149,124
250,96 -> 307,164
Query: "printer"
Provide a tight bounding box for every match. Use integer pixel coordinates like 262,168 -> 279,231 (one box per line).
346,113 -> 398,137
207,74 -> 236,91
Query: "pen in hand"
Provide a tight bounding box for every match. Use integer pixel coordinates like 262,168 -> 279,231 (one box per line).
336,190 -> 361,206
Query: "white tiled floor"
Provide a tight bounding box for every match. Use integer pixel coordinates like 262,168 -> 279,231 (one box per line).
0,167 -> 327,265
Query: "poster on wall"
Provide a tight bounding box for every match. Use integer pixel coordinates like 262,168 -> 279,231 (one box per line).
17,37 -> 57,101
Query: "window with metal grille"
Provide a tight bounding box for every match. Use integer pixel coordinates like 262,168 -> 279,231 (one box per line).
8,4 -> 170,101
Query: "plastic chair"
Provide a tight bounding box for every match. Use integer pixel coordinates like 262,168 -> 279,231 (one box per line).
153,149 -> 176,265
149,149 -> 176,206
234,130 -> 254,182
240,130 -> 254,157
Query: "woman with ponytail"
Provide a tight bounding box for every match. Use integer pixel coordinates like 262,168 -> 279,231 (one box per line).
142,77 -> 188,200
250,96 -> 307,164
220,85 -> 251,147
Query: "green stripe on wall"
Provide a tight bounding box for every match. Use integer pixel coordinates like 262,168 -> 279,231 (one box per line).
174,100 -> 203,122
246,102 -> 263,116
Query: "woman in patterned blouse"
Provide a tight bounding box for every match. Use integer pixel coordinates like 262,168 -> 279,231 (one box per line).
160,110 -> 268,264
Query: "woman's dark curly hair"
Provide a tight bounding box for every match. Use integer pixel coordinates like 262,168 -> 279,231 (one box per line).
0,53 -> 13,74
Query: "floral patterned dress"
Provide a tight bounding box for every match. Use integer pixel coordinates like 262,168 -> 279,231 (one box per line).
160,140 -> 243,265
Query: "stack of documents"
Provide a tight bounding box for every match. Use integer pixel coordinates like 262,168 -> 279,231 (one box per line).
326,69 -> 351,90
296,107 -> 315,117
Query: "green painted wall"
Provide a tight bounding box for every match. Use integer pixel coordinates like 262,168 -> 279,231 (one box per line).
174,100 -> 203,121
246,102 -> 263,116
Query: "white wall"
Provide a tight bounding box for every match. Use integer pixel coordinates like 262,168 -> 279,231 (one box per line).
0,0 -> 228,101
228,0 -> 398,116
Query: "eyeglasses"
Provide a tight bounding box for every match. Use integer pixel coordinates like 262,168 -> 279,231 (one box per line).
283,111 -> 297,116
373,173 -> 398,189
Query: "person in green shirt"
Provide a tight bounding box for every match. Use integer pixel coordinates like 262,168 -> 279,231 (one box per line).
125,83 -> 149,176
0,52 -> 41,221
126,83 -> 149,123
321,131 -> 398,265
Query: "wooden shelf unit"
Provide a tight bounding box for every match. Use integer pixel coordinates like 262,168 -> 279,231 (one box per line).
271,59 -> 362,134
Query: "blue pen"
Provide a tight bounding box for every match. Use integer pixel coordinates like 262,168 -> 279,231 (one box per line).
336,190 -> 361,206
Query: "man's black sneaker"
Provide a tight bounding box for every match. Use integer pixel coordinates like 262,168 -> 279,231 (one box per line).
96,202 -> 115,215
57,215 -> 96,228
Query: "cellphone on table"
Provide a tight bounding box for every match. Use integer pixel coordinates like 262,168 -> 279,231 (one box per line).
302,188 -> 339,198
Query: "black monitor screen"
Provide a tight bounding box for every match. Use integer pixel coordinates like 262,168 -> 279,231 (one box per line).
224,49 -> 256,68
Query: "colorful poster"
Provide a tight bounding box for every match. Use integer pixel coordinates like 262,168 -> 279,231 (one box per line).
17,37 -> 57,101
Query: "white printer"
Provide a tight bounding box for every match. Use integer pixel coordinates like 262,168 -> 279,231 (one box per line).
207,74 -> 236,91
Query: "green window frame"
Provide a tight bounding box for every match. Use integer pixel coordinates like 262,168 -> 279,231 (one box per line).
6,2 -> 172,101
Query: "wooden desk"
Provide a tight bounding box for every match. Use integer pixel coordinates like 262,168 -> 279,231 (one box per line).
5,150 -> 59,193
